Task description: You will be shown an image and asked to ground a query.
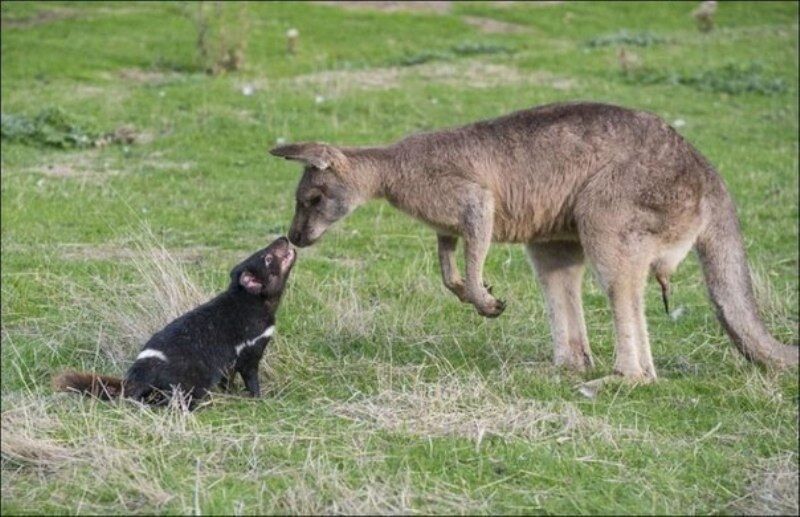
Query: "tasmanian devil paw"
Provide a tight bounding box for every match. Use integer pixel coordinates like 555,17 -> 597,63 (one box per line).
475,297 -> 505,318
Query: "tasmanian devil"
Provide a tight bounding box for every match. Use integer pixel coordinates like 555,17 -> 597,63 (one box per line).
53,236 -> 296,405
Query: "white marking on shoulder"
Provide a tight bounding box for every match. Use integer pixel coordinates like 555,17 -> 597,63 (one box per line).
136,349 -> 168,362
235,325 -> 275,356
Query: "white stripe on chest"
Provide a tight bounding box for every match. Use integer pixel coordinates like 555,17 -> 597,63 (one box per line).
235,325 -> 275,356
136,349 -> 168,362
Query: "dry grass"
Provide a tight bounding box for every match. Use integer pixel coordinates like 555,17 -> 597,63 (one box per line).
1,391 -> 490,514
733,452 -> 799,515
309,276 -> 383,341
0,230 -> 793,513
272,451 -> 489,515
62,225 -> 210,365
1,395 -> 193,511
749,263 -> 799,340
328,371 -> 634,446
1,399 -> 78,469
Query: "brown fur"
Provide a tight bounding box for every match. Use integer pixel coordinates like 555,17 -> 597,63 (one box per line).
271,102 -> 798,379
53,371 -> 125,400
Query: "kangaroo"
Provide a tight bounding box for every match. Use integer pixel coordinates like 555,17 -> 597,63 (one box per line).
270,102 -> 798,381
53,237 -> 296,405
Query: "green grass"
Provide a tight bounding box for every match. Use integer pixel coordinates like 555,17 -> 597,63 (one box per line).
1,1 -> 798,514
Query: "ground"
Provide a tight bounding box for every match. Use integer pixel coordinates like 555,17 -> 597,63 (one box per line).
1,1 -> 798,514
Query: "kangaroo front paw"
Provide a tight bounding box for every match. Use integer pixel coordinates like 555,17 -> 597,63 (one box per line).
475,297 -> 506,318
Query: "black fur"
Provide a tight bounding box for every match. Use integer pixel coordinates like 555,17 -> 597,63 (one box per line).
121,237 -> 296,404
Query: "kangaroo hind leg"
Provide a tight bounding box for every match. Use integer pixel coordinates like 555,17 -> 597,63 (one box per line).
527,241 -> 594,372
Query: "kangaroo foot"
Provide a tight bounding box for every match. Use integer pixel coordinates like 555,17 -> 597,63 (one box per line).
474,296 -> 506,318
576,372 -> 656,399
555,343 -> 594,373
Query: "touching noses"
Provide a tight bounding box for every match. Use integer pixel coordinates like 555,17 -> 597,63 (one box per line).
288,228 -> 304,246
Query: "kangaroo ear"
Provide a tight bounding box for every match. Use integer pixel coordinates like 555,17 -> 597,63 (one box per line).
269,142 -> 349,172
239,271 -> 263,295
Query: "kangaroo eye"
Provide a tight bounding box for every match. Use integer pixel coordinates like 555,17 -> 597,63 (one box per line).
309,195 -> 322,206
264,256 -> 272,266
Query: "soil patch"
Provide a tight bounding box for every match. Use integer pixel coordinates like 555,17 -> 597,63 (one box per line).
313,1 -> 451,13
462,15 -> 532,34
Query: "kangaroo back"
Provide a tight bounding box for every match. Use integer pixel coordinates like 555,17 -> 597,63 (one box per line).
695,183 -> 798,367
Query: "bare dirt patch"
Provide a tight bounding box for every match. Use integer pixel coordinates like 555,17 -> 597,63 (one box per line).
12,148 -> 183,183
71,83 -> 125,102
462,15 -> 533,34
19,151 -> 119,182
313,1 -> 452,14
494,1 -> 564,6
290,67 -> 403,94
1,6 -> 77,28
289,61 -> 575,97
118,68 -> 184,86
413,62 -> 574,89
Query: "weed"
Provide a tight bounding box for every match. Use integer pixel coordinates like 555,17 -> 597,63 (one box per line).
1,108 -> 139,149
184,2 -> 250,75
395,41 -> 515,66
1,108 -> 99,149
621,62 -> 788,95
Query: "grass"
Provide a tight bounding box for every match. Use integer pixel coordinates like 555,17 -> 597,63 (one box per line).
1,1 -> 798,514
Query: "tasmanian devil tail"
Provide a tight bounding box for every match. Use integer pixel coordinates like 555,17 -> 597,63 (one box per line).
695,186 -> 798,367
52,370 -> 126,400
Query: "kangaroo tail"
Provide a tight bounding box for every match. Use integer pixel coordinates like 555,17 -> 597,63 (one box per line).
52,370 -> 125,400
695,185 -> 798,367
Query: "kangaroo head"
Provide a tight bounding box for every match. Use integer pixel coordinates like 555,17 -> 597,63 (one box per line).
270,142 -> 366,247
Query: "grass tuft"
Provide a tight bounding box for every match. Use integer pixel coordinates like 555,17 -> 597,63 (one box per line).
621,62 -> 788,95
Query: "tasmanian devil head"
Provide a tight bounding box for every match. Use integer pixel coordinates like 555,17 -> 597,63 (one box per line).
231,236 -> 297,303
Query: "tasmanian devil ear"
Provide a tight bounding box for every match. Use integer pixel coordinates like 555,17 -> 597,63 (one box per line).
269,142 -> 349,172
239,271 -> 264,295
